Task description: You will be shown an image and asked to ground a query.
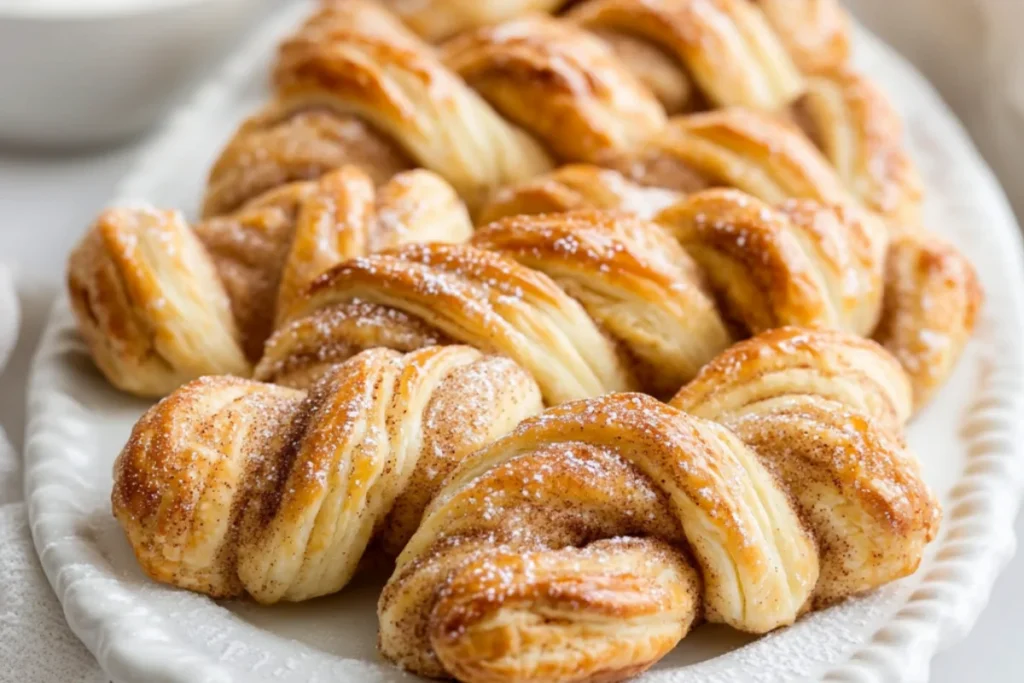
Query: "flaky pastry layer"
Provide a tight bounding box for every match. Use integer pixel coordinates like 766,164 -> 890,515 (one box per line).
378,327 -> 938,682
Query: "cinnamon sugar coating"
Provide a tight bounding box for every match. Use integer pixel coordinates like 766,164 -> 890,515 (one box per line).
69,0 -> 981,411
378,328 -> 938,682
872,235 -> 982,409
280,197 -> 884,402
68,167 -> 470,397
381,0 -> 851,80
477,163 -> 683,224
567,0 -> 804,113
441,13 -> 667,163
112,345 -> 543,602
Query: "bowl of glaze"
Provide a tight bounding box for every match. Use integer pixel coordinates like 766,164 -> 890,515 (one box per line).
0,0 -> 257,148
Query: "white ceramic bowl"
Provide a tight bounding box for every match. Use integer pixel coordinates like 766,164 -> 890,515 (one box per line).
0,0 -> 256,148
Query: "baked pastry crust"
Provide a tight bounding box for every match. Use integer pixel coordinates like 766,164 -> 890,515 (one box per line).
91,5 -> 969,677
441,13 -> 667,163
68,167 -> 471,396
754,0 -> 850,74
72,0 -> 980,410
476,163 -> 683,224
247,0 -> 554,210
567,0 -> 804,113
378,327 -> 938,682
795,67 -> 924,231
67,206 -> 249,397
872,235 -> 982,408
268,193 -> 885,402
380,0 -> 851,79
112,345 -> 543,602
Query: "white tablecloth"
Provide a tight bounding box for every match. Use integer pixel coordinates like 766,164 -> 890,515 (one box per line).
1,2 -> 1023,681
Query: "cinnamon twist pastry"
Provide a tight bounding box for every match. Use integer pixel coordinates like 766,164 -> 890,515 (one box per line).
403,0 -> 917,234
378,327 -> 938,682
230,3 -> 901,231
565,0 -> 804,113
74,0 -> 979,408
262,201 -> 884,403
477,163 -> 684,224
489,97 -> 978,408
616,72 -> 979,407
873,235 -> 982,407
380,0 -> 851,77
112,345 -> 543,602
206,1 -> 905,236
68,166 -> 470,396
207,0 -> 558,216
207,2 -> 893,232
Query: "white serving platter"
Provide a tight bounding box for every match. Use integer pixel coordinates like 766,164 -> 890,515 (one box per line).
24,2 -> 1024,682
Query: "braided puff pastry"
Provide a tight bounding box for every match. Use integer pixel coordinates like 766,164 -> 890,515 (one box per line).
264,201 -> 884,403
482,168 -> 886,336
380,0 -> 851,77
477,163 -> 684,224
394,0 -> 845,115
597,101 -> 977,409
112,345 -> 543,602
789,69 -> 980,408
378,327 -> 937,682
208,0 -> 555,216
67,166 -> 470,397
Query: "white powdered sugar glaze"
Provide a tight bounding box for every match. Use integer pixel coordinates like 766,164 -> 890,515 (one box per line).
22,2 -> 1024,683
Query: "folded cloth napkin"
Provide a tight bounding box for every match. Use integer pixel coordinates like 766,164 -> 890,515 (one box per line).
0,266 -> 108,682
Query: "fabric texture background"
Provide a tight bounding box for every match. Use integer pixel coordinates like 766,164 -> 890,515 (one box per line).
0,266 -> 106,683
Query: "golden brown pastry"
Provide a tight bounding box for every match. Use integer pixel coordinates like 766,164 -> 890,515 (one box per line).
217,2 -> 904,239
792,70 -> 980,407
206,2 -> 890,233
202,105 -> 414,219
68,166 -> 471,396
265,199 -> 885,403
656,189 -> 885,337
378,327 -> 938,682
210,0 -> 555,215
753,0 -> 850,74
481,166 -> 886,337
378,0 -> 851,78
378,0 -> 565,42
74,0 -> 980,410
566,0 -> 804,113
440,13 -> 667,163
872,235 -> 982,409
612,107 -> 855,206
795,67 -> 924,231
476,163 -> 684,224
112,345 -> 543,602
602,98 -> 979,409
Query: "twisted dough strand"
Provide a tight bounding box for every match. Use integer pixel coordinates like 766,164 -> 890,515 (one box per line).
217,0 -> 556,213
380,0 -> 851,78
68,166 -> 470,396
73,0 -> 980,409
263,200 -> 883,403
378,327 -> 938,682
112,345 -> 543,602
566,0 -> 804,112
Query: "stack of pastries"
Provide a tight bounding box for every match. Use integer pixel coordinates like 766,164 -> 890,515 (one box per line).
67,1 -> 981,681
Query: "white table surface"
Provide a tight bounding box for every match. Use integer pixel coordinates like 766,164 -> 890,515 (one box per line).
1,142 -> 1022,683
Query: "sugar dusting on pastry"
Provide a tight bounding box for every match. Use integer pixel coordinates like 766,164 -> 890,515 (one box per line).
379,329 -> 939,682
112,345 -> 543,602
